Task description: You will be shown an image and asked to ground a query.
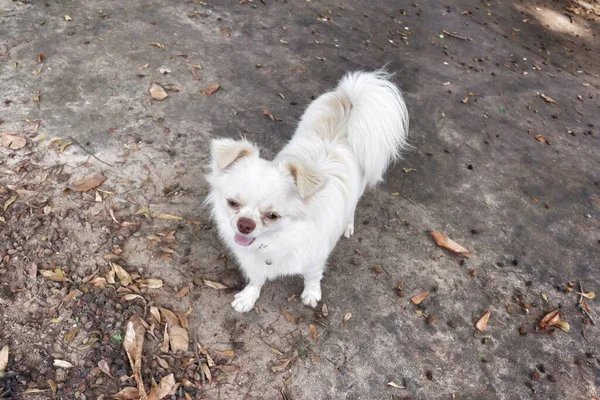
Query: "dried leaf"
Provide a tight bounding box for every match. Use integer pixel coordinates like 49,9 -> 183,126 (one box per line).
150,306 -> 161,324
575,291 -> 595,299
281,308 -> 298,323
213,349 -> 235,359
153,212 -> 182,220
124,294 -> 145,301
201,83 -> 220,96
3,195 -> 17,212
150,42 -> 166,49
1,132 -> 26,150
158,67 -> 171,74
538,309 -> 569,331
110,262 -> 132,286
148,373 -> 176,400
160,308 -> 189,352
0,345 -> 8,372
309,324 -> 317,341
63,328 -> 80,342
271,357 -> 294,373
89,276 -> 108,287
124,314 -> 147,399
204,279 -> 228,289
70,174 -> 106,192
387,381 -> 406,389
64,15 -> 72,21
40,269 -> 71,283
343,312 -> 352,322
160,325 -> 170,353
534,134 -> 548,144
321,303 -> 329,317
475,311 -> 491,332
98,359 -> 112,377
150,83 -> 168,101
263,109 -> 275,120
540,93 -> 556,104
176,285 -> 191,298
113,387 -> 140,400
53,359 -> 74,368
156,357 -> 169,369
140,278 -> 163,289
37,52 -> 47,63
410,291 -> 430,305
202,363 -> 212,382
430,231 -> 471,258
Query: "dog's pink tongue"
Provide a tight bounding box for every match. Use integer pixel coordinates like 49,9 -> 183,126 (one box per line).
234,234 -> 255,246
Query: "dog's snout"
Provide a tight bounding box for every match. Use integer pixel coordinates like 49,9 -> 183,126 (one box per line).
237,217 -> 256,234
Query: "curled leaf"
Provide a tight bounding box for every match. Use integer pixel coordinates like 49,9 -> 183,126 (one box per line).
53,359 -> 74,368
430,231 -> 471,258
124,314 -> 147,399
387,381 -> 406,389
343,312 -> 352,323
204,279 -> 228,289
281,308 -> 298,323
0,345 -> 8,372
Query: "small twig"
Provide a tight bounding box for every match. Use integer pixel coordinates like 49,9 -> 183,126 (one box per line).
578,281 -> 596,325
193,327 -> 206,386
442,29 -> 470,41
67,136 -> 114,167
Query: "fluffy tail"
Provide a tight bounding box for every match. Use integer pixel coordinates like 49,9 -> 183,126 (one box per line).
336,70 -> 409,187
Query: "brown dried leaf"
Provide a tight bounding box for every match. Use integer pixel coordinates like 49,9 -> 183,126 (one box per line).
175,285 -> 191,298
213,349 -> 235,359
124,294 -> 145,302
70,174 -> 106,192
204,279 -> 228,289
202,83 -> 220,96
475,311 -> 491,332
40,269 -> 71,283
124,314 -> 147,399
160,308 -> 189,352
110,262 -> 132,286
38,53 -> 47,64
309,324 -> 317,341
139,278 -> 163,289
98,359 -> 113,378
156,357 -> 169,369
150,306 -> 161,324
150,42 -> 166,50
263,109 -> 275,120
1,132 -> 26,150
281,308 -> 298,323
430,231 -> 471,258
271,357 -> 294,373
148,373 -> 176,400
538,309 -> 569,331
540,93 -> 556,104
113,387 -> 140,400
160,325 -> 169,353
410,291 -> 430,305
0,345 -> 8,372
63,328 -> 79,342
150,83 -> 168,101
3,195 -> 17,212
89,276 -> 108,287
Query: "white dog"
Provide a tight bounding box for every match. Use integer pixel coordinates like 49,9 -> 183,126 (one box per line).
206,70 -> 409,312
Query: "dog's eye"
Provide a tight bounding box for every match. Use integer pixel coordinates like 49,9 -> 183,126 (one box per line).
266,212 -> 280,220
227,199 -> 240,208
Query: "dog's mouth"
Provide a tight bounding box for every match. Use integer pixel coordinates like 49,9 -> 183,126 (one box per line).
234,234 -> 255,246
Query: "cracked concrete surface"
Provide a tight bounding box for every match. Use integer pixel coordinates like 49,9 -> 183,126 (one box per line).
0,0 -> 599,399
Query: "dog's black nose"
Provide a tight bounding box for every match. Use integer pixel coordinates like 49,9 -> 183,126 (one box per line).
237,218 -> 256,234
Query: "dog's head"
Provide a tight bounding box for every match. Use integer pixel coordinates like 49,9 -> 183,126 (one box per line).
206,138 -> 325,247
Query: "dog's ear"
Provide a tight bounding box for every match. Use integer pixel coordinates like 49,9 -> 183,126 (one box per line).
211,138 -> 259,173
285,161 -> 325,199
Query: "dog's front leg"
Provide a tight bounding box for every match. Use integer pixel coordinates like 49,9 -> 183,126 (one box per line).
301,270 -> 323,308
232,278 -> 265,313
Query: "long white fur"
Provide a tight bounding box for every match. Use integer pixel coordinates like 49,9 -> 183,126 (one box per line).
205,70 -> 409,312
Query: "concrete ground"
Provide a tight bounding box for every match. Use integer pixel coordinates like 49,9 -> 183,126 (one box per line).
0,0 -> 599,399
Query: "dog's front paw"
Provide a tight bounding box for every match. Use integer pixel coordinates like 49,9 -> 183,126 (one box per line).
231,287 -> 260,313
343,221 -> 354,238
301,285 -> 322,308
